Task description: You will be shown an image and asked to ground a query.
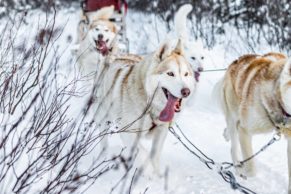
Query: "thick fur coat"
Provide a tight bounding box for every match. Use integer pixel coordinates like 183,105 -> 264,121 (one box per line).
215,52 -> 291,193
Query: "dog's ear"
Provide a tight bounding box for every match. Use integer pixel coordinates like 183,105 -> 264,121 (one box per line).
155,42 -> 171,61
91,5 -> 115,21
173,39 -> 184,55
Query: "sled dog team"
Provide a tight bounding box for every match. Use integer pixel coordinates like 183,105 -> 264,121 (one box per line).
75,3 -> 291,193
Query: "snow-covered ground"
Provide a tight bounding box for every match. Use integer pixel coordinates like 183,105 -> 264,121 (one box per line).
0,6 -> 289,194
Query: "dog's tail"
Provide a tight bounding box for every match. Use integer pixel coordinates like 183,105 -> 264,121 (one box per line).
174,4 -> 193,40
212,77 -> 225,113
212,77 -> 230,141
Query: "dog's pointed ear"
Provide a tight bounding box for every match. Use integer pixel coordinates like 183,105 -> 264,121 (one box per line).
91,5 -> 115,21
173,39 -> 184,55
155,42 -> 171,61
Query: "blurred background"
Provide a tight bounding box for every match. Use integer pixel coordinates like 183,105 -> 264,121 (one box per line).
1,0 -> 290,50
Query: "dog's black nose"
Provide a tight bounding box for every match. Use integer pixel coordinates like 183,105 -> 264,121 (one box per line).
197,67 -> 204,72
98,34 -> 103,40
181,88 -> 190,97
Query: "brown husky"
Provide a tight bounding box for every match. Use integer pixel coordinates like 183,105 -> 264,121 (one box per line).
215,52 -> 291,193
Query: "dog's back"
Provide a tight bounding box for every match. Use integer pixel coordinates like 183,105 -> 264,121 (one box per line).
220,54 -> 284,115
215,53 -> 287,177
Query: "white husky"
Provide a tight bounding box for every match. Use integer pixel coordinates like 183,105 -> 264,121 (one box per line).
174,4 -> 205,82
76,6 -> 118,77
93,38 -> 196,172
215,52 -> 291,193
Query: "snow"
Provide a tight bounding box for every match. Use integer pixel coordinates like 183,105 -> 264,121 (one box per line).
0,6 -> 289,194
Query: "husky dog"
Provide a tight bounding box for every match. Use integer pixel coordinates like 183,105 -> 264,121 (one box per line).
93,39 -> 195,172
76,6 -> 118,76
215,52 -> 291,192
174,4 -> 205,82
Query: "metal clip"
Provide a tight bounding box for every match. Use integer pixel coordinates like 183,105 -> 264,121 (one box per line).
273,131 -> 281,141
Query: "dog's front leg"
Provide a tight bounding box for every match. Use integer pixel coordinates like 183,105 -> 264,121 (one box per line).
287,138 -> 291,194
150,125 -> 168,175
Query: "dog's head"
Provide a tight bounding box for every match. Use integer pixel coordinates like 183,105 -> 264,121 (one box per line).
183,41 -> 205,82
147,39 -> 195,122
87,6 -> 118,56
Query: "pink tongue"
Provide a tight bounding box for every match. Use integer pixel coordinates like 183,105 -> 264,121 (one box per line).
97,40 -> 109,56
194,71 -> 200,82
159,94 -> 178,122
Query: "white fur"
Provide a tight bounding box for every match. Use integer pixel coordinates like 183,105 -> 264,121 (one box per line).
75,6 -> 117,78
174,4 -> 205,73
280,58 -> 291,114
94,40 -> 195,174
214,54 -> 291,185
174,4 -> 192,40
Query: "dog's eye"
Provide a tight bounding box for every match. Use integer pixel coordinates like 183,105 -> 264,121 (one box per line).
95,28 -> 99,31
167,72 -> 175,77
184,72 -> 189,77
201,56 -> 204,60
105,29 -> 109,32
191,57 -> 196,60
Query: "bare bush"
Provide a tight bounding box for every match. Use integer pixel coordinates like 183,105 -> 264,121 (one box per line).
1,0 -> 290,50
0,7 -> 137,194
128,0 -> 290,50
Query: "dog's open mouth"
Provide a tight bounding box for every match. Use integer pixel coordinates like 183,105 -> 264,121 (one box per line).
194,71 -> 200,82
95,39 -> 109,56
159,88 -> 182,122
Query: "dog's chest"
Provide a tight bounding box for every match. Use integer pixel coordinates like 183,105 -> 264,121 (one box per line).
118,111 -> 155,132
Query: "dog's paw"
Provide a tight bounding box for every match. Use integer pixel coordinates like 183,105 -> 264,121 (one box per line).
235,164 -> 256,179
243,166 -> 256,177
